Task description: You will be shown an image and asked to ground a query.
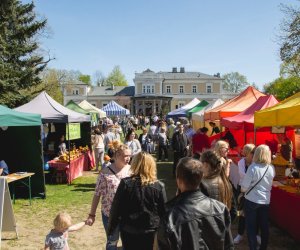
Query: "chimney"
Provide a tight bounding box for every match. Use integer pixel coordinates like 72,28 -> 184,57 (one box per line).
172,67 -> 177,73
180,67 -> 185,73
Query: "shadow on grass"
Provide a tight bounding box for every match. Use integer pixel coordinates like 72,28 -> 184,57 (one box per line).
70,183 -> 96,192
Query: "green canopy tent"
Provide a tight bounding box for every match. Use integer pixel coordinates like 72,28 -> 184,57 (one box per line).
65,100 -> 98,126
0,105 -> 45,198
187,100 -> 209,117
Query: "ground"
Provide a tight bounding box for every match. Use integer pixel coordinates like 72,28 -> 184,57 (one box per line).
1,160 -> 300,250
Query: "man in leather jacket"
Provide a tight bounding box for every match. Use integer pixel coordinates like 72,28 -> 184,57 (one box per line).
158,157 -> 234,250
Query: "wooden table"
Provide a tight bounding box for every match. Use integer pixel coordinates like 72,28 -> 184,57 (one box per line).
6,173 -> 35,205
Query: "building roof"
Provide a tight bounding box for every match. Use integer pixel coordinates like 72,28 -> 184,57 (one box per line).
135,69 -> 222,80
88,86 -> 135,96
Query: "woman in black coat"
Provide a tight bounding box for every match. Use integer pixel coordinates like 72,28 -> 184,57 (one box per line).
108,152 -> 167,250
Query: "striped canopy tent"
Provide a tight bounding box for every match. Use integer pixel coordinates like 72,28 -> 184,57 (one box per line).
102,100 -> 130,116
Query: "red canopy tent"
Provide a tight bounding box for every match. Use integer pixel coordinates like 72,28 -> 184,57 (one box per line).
221,95 -> 278,131
204,86 -> 266,121
220,95 -> 280,151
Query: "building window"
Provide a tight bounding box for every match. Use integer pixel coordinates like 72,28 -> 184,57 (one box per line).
166,85 -> 171,93
192,85 -> 197,93
72,89 -> 79,95
206,84 -> 212,93
102,103 -> 108,107
179,85 -> 184,93
178,102 -> 185,108
143,84 -> 155,94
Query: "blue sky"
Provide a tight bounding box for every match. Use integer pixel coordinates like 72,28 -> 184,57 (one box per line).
24,0 -> 298,88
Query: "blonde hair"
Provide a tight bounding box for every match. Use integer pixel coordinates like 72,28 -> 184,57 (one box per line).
252,144 -> 271,165
214,140 -> 229,157
130,152 -> 157,185
243,144 -> 255,156
53,212 -> 72,232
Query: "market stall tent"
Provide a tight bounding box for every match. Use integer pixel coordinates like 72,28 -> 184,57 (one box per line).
78,100 -> 106,118
204,86 -> 265,121
15,91 -> 90,123
102,100 -> 130,116
222,95 -> 278,131
0,105 -> 45,197
255,91 -> 300,127
191,99 -> 224,131
167,98 -> 200,118
66,100 -> 98,126
186,100 -> 209,117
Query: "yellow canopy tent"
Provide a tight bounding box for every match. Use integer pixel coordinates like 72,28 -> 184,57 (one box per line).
254,92 -> 300,128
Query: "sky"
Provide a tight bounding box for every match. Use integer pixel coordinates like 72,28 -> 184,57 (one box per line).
23,0 -> 299,88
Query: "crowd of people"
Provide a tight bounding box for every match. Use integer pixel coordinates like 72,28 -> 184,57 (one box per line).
45,115 -> 279,250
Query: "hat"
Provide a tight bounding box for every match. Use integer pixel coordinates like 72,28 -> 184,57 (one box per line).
104,155 -> 111,161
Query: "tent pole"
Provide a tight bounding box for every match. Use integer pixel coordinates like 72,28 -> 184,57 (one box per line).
67,123 -> 71,185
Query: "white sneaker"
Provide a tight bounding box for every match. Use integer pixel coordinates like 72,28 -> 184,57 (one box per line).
233,234 -> 243,244
256,235 -> 261,245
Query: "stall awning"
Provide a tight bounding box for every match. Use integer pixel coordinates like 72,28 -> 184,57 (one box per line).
254,91 -> 300,127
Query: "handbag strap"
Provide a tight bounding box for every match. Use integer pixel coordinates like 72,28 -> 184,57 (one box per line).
245,166 -> 269,195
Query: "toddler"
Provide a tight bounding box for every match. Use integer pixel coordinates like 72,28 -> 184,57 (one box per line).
44,212 -> 85,250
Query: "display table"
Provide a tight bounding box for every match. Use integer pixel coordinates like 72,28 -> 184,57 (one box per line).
48,151 -> 95,184
6,172 -> 35,205
270,184 -> 300,241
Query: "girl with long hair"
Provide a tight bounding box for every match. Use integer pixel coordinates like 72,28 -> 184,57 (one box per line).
200,150 -> 233,210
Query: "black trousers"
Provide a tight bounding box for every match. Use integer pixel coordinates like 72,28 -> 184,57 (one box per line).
120,230 -> 156,250
158,145 -> 168,160
173,151 -> 186,174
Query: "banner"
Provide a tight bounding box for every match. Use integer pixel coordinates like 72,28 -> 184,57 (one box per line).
66,123 -> 81,140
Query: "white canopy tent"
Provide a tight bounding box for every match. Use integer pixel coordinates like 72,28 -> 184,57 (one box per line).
167,98 -> 200,118
78,100 -> 106,118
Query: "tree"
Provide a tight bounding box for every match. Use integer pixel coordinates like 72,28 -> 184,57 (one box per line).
38,68 -> 65,103
0,0 -> 50,107
93,70 -> 106,86
222,72 -> 249,93
106,66 -> 128,87
279,3 -> 300,71
263,76 -> 300,100
79,74 -> 91,85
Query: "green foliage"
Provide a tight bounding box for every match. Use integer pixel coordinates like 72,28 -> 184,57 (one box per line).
279,3 -> 300,69
222,72 -> 249,93
263,76 -> 300,100
79,74 -> 91,85
106,66 -> 128,87
0,0 -> 49,108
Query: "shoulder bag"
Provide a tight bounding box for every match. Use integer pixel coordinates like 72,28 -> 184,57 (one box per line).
238,166 -> 269,210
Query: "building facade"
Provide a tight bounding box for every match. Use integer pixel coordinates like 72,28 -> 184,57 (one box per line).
62,67 -> 236,116
62,81 -> 134,111
133,67 -> 235,116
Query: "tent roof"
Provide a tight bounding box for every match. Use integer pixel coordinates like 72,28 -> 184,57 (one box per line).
78,100 -> 106,118
65,100 -> 90,114
168,98 -> 200,117
204,86 -> 265,121
192,99 -> 224,122
254,91 -> 300,127
102,100 -> 130,116
0,105 -> 41,126
187,100 -> 209,115
15,91 -> 90,123
221,95 -> 278,130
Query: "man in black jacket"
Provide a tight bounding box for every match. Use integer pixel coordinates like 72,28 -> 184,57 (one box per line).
158,157 -> 234,250
171,124 -> 189,175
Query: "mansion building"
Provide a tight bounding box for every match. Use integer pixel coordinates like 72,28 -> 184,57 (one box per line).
63,67 -> 236,116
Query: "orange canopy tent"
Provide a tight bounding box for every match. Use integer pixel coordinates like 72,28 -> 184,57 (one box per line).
204,86 -> 266,121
